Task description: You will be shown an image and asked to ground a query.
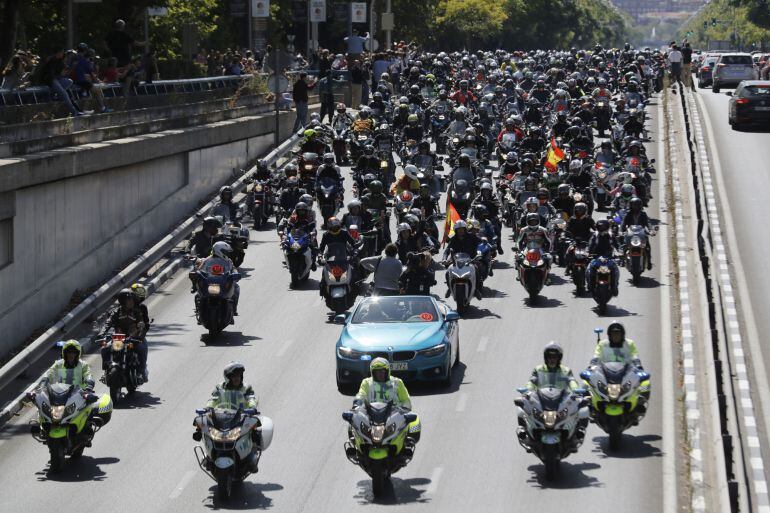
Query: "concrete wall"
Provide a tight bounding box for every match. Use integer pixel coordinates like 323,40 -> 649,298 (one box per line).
0,105 -> 313,356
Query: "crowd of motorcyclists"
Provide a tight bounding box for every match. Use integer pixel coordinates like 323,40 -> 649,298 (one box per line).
26,44 -> 662,488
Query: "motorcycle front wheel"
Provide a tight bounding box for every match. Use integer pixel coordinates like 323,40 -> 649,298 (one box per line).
370,461 -> 389,497
217,471 -> 233,500
48,440 -> 65,473
543,444 -> 560,480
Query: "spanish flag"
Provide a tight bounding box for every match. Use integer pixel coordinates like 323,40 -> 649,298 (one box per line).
544,138 -> 565,173
442,198 -> 462,246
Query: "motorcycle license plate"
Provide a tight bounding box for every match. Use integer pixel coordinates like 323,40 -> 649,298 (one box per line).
390,362 -> 408,371
540,432 -> 561,444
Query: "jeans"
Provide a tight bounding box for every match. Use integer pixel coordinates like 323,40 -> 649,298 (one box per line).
293,101 -> 308,132
51,77 -> 80,115
670,62 -> 682,84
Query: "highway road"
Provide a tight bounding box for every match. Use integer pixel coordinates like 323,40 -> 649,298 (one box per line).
0,104 -> 669,512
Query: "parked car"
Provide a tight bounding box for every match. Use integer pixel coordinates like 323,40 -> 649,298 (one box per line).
712,53 -> 757,92
727,80 -> 770,129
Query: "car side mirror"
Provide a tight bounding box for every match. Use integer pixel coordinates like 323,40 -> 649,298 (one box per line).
334,314 -> 347,325
403,413 -> 418,423
342,411 -> 354,422
725,91 -> 733,97
445,311 -> 460,322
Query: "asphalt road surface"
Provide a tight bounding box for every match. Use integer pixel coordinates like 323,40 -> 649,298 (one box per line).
0,103 -> 668,513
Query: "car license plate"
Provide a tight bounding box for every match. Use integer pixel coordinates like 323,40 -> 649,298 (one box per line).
390,362 -> 408,371
755,106 -> 770,111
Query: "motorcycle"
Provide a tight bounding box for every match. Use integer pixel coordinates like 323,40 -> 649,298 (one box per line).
595,100 -> 612,137
332,121 -> 350,164
589,256 -> 616,314
191,264 -> 241,335
445,252 -> 481,315
99,333 -> 145,402
394,190 -> 415,223
566,239 -> 590,295
431,107 -> 451,153
282,229 -> 313,288
320,244 -> 358,314
248,179 -> 273,230
342,401 -> 420,497
28,383 -> 112,472
193,407 -> 274,499
449,179 -> 473,220
349,131 -> 373,161
298,152 -> 320,191
515,385 -> 590,480
219,218 -> 249,268
316,177 -> 343,226
623,225 -> 656,285
517,244 -> 549,303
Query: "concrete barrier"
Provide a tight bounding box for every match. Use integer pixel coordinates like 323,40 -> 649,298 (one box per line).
0,103 -> 318,357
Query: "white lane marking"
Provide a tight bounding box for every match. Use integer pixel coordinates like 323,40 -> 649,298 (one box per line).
169,470 -> 197,499
425,466 -> 443,495
455,392 -> 468,412
477,336 -> 489,352
658,99 -> 678,513
275,339 -> 295,357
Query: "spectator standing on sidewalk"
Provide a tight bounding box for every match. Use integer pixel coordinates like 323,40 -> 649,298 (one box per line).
105,19 -> 144,67
344,30 -> 369,63
681,42 -> 693,88
292,71 -> 316,132
361,58 -> 372,105
667,44 -> 682,85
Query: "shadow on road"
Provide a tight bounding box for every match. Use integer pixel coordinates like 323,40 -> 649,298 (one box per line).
354,476 -> 432,505
205,481 -> 284,510
526,461 -> 602,489
462,306 -> 502,319
593,304 -> 638,317
0,422 -> 31,442
36,456 -> 120,482
591,433 -> 663,459
411,362 -> 468,396
113,390 -> 162,410
201,332 -> 263,346
524,296 -> 565,309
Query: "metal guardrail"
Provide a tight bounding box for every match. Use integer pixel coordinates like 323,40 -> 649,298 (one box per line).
0,132 -> 300,426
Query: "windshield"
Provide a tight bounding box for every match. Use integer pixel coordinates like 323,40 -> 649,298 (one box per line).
352,296 -> 439,324
720,55 -> 752,65
324,241 -> 349,262
744,85 -> 770,96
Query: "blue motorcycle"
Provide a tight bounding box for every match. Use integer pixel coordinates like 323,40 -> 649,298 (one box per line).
192,266 -> 241,336
282,230 -> 313,288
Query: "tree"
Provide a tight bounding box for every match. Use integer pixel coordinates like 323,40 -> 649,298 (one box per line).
435,0 -> 508,50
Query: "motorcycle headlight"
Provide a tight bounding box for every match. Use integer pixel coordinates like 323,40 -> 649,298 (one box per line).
630,236 -> 642,247
51,405 -> 66,422
207,284 -> 221,296
543,411 -> 557,428
291,242 -> 301,251
607,384 -> 622,400
112,339 -> 124,352
598,266 -> 610,274
209,426 -> 242,442
254,184 -> 263,192
64,403 -> 77,418
305,164 -> 314,170
371,425 -> 385,443
418,344 -> 447,358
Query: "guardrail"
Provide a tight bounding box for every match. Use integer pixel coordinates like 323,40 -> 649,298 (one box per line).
0,132 -> 300,426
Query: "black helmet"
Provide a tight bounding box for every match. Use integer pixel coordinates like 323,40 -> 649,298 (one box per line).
364,144 -> 375,156
219,185 -> 233,200
607,322 -> 625,346
410,84 -> 420,95
596,219 -> 610,232
557,183 -> 570,196
543,342 -> 563,367
368,180 -> 383,194
574,202 -> 587,217
630,197 -> 643,211
117,288 -> 136,306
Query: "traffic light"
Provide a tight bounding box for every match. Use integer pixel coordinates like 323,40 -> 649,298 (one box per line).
703,21 -> 708,29
712,17 -> 718,27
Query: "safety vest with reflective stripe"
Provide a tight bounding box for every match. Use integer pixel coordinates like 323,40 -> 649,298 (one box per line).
206,383 -> 257,410
356,377 -> 412,410
593,339 -> 639,365
528,364 -> 577,391
46,360 -> 93,390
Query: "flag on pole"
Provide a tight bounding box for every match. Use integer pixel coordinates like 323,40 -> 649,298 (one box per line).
544,137 -> 565,173
442,198 -> 462,246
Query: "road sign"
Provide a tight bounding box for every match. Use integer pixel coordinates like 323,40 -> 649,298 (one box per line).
364,38 -> 379,52
252,0 -> 269,17
351,2 -> 367,23
147,7 -> 168,16
310,0 -> 326,22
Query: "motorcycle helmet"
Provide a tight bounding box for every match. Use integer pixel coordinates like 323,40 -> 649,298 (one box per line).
526,212 -> 540,227
300,193 -> 314,208
359,109 -> 370,120
419,183 -> 431,196
285,176 -> 299,190
458,154 -> 472,168
600,140 -> 612,150
364,144 -> 375,156
336,102 -> 346,113
327,217 -> 342,234
404,214 -> 420,232
574,202 -> 587,218
397,222 -> 412,236
418,140 -> 430,152
596,219 -> 610,232
524,176 -> 537,191
372,92 -> 383,102
407,114 -> 419,126
203,216 -> 223,231
117,287 -> 135,306
453,219 -> 467,235
537,188 -> 550,204
439,89 -> 448,100
557,183 -> 570,197
323,153 -> 335,165
219,186 -> 233,201
303,128 -> 317,140
505,151 -> 518,164
284,163 -> 298,178
347,199 -> 362,213
370,357 -> 391,382
630,197 -> 643,211
223,361 -> 245,381
569,159 -> 583,174
404,164 -> 420,181
130,283 -> 147,303
61,339 -> 82,365
543,342 -> 563,368
480,181 -> 493,195
607,322 -> 626,346
212,241 -> 233,259
473,204 -> 489,219
368,180 -> 383,195
621,183 -> 635,199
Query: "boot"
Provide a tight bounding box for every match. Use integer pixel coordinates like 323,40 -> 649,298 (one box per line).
475,287 -> 483,300
445,288 -> 451,298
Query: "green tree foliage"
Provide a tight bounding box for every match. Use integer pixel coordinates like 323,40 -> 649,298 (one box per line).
435,0 -> 508,50
679,0 -> 770,49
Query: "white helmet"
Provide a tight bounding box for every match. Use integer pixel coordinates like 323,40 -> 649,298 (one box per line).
212,241 -> 233,259
403,164 -> 420,181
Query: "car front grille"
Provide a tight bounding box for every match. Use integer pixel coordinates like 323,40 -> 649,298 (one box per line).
363,350 -> 416,361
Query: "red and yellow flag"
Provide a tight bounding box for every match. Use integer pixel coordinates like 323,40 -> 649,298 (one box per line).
442,198 -> 462,246
544,138 -> 565,173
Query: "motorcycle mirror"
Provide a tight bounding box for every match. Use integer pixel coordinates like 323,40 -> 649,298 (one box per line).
579,370 -> 591,381
573,388 -> 589,396
403,413 -> 418,423
192,431 -> 202,441
650,158 -> 656,164
86,394 -> 99,404
513,398 -> 524,408
195,408 -> 208,415
594,327 -> 604,334
638,372 -> 651,381
333,314 -> 347,325
516,387 -> 528,394
725,91 -> 733,97
341,411 -> 354,422
244,408 -> 257,416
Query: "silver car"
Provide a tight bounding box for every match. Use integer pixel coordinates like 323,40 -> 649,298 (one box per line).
712,53 -> 757,92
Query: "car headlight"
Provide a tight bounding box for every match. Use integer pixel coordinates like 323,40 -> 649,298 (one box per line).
51,405 -> 66,422
419,344 -> 447,358
209,426 -> 242,442
338,346 -> 365,359
208,284 -> 221,295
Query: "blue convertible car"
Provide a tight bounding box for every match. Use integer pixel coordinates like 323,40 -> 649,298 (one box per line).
335,295 -> 460,391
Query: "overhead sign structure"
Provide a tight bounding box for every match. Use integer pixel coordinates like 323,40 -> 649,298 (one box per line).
351,2 -> 367,23
310,0 -> 326,22
252,0 -> 270,17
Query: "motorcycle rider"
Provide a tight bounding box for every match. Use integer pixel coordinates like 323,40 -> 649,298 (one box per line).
100,288 -> 148,378
44,340 -> 95,392
193,241 -> 241,318
472,183 -> 504,254
341,199 -> 373,232
611,183 -> 636,214
450,79 -> 476,106
516,212 -> 552,278
300,128 -> 327,155
564,202 -> 595,274
519,342 -> 587,443
587,219 -> 620,296
413,183 -> 438,219
332,102 -> 355,128
620,197 -> 653,270
354,144 -> 380,180
399,251 -> 437,295
278,201 -> 318,269
361,180 -> 391,241
596,140 -> 617,166
360,243 -> 403,296
200,362 -> 260,472
589,322 -> 649,417
130,282 -> 151,341
351,108 -> 375,133
188,216 -> 223,258
497,116 -> 523,144
552,183 -> 576,218
443,220 -> 484,299
551,111 -> 570,139
402,114 -> 423,142
213,186 -> 238,222
395,222 -> 434,263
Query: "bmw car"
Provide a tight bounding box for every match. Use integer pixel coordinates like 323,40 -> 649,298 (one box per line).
334,295 -> 460,391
